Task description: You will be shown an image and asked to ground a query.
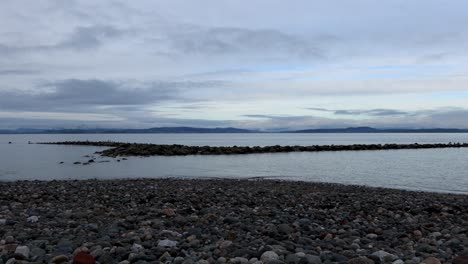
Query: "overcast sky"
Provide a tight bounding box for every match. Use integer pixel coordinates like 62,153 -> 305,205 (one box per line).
1,0 -> 468,130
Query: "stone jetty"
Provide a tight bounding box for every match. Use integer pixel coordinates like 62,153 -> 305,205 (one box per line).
38,141 -> 468,157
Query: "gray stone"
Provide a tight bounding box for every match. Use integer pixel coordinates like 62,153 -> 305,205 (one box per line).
31,247 -> 46,257
5,236 -> 15,244
261,251 -> 279,262
5,258 -> 17,264
302,254 -> 322,264
348,257 -> 374,264
131,243 -> 144,252
27,215 -> 39,223
285,253 -> 300,264
49,254 -> 69,264
229,257 -> 249,264
14,246 -> 30,258
371,250 -> 398,263
158,239 -> 178,248
278,224 -> 293,234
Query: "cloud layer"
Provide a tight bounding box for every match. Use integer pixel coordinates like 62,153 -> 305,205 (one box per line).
1,0 -> 468,129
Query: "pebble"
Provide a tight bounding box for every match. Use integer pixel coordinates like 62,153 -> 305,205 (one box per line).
131,243 -> 144,252
27,215 -> 39,223
349,257 -> 374,264
371,250 -> 398,263
261,251 -> 279,262
421,257 -> 441,264
0,179 -> 466,264
164,208 -> 176,217
49,254 -> 69,263
158,239 -> 178,247
5,236 -> 15,244
219,240 -> 233,249
453,255 -> 468,264
229,257 -> 249,264
301,256 -> 320,264
14,245 -> 30,258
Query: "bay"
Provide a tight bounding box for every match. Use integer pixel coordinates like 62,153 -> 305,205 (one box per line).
1,133 -> 467,194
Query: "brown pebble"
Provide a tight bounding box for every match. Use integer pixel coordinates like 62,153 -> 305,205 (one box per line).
73,251 -> 95,264
453,255 -> 468,264
163,208 -> 175,217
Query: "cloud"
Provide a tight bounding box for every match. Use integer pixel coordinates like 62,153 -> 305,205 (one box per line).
308,108 -> 408,116
243,107 -> 468,130
0,25 -> 125,56
57,25 -> 125,50
1,1 -> 468,129
163,26 -> 328,62
0,78 -> 223,112
43,79 -> 177,105
0,69 -> 40,75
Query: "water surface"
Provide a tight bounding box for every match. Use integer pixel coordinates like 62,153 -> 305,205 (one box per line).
1,133 -> 467,194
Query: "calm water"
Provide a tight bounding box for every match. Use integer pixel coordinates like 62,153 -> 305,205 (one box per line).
1,133 -> 467,194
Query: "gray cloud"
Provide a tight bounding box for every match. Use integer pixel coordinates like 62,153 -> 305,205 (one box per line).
1,1 -> 468,129
243,108 -> 468,130
57,25 -> 124,50
43,79 -> 176,105
164,26 -> 328,61
0,69 -> 40,75
0,25 -> 124,56
308,108 -> 408,116
0,78 -> 223,112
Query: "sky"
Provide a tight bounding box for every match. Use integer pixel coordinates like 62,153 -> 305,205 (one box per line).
1,0 -> 468,130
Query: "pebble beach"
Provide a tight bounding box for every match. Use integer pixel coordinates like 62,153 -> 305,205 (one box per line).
0,179 -> 467,264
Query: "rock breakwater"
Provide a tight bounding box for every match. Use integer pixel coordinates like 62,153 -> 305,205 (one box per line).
38,141 -> 468,157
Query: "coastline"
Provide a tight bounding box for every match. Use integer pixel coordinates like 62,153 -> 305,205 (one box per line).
1,179 -> 466,263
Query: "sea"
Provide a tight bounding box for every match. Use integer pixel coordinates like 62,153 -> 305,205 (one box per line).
1,133 -> 467,194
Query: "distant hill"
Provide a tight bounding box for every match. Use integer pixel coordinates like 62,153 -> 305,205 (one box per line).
288,126 -> 468,133
0,127 -> 257,134
1,126 -> 468,134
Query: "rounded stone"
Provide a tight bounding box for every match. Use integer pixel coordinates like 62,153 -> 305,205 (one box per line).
261,251 -> 279,262
14,246 -> 30,258
5,236 -> 15,244
49,255 -> 69,264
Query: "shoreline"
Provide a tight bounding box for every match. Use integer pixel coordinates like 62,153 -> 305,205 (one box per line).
2,177 -> 468,196
1,179 -> 466,263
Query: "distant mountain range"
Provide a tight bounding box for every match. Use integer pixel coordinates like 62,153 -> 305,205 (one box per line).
0,127 -> 256,134
1,126 -> 468,134
287,126 -> 468,133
